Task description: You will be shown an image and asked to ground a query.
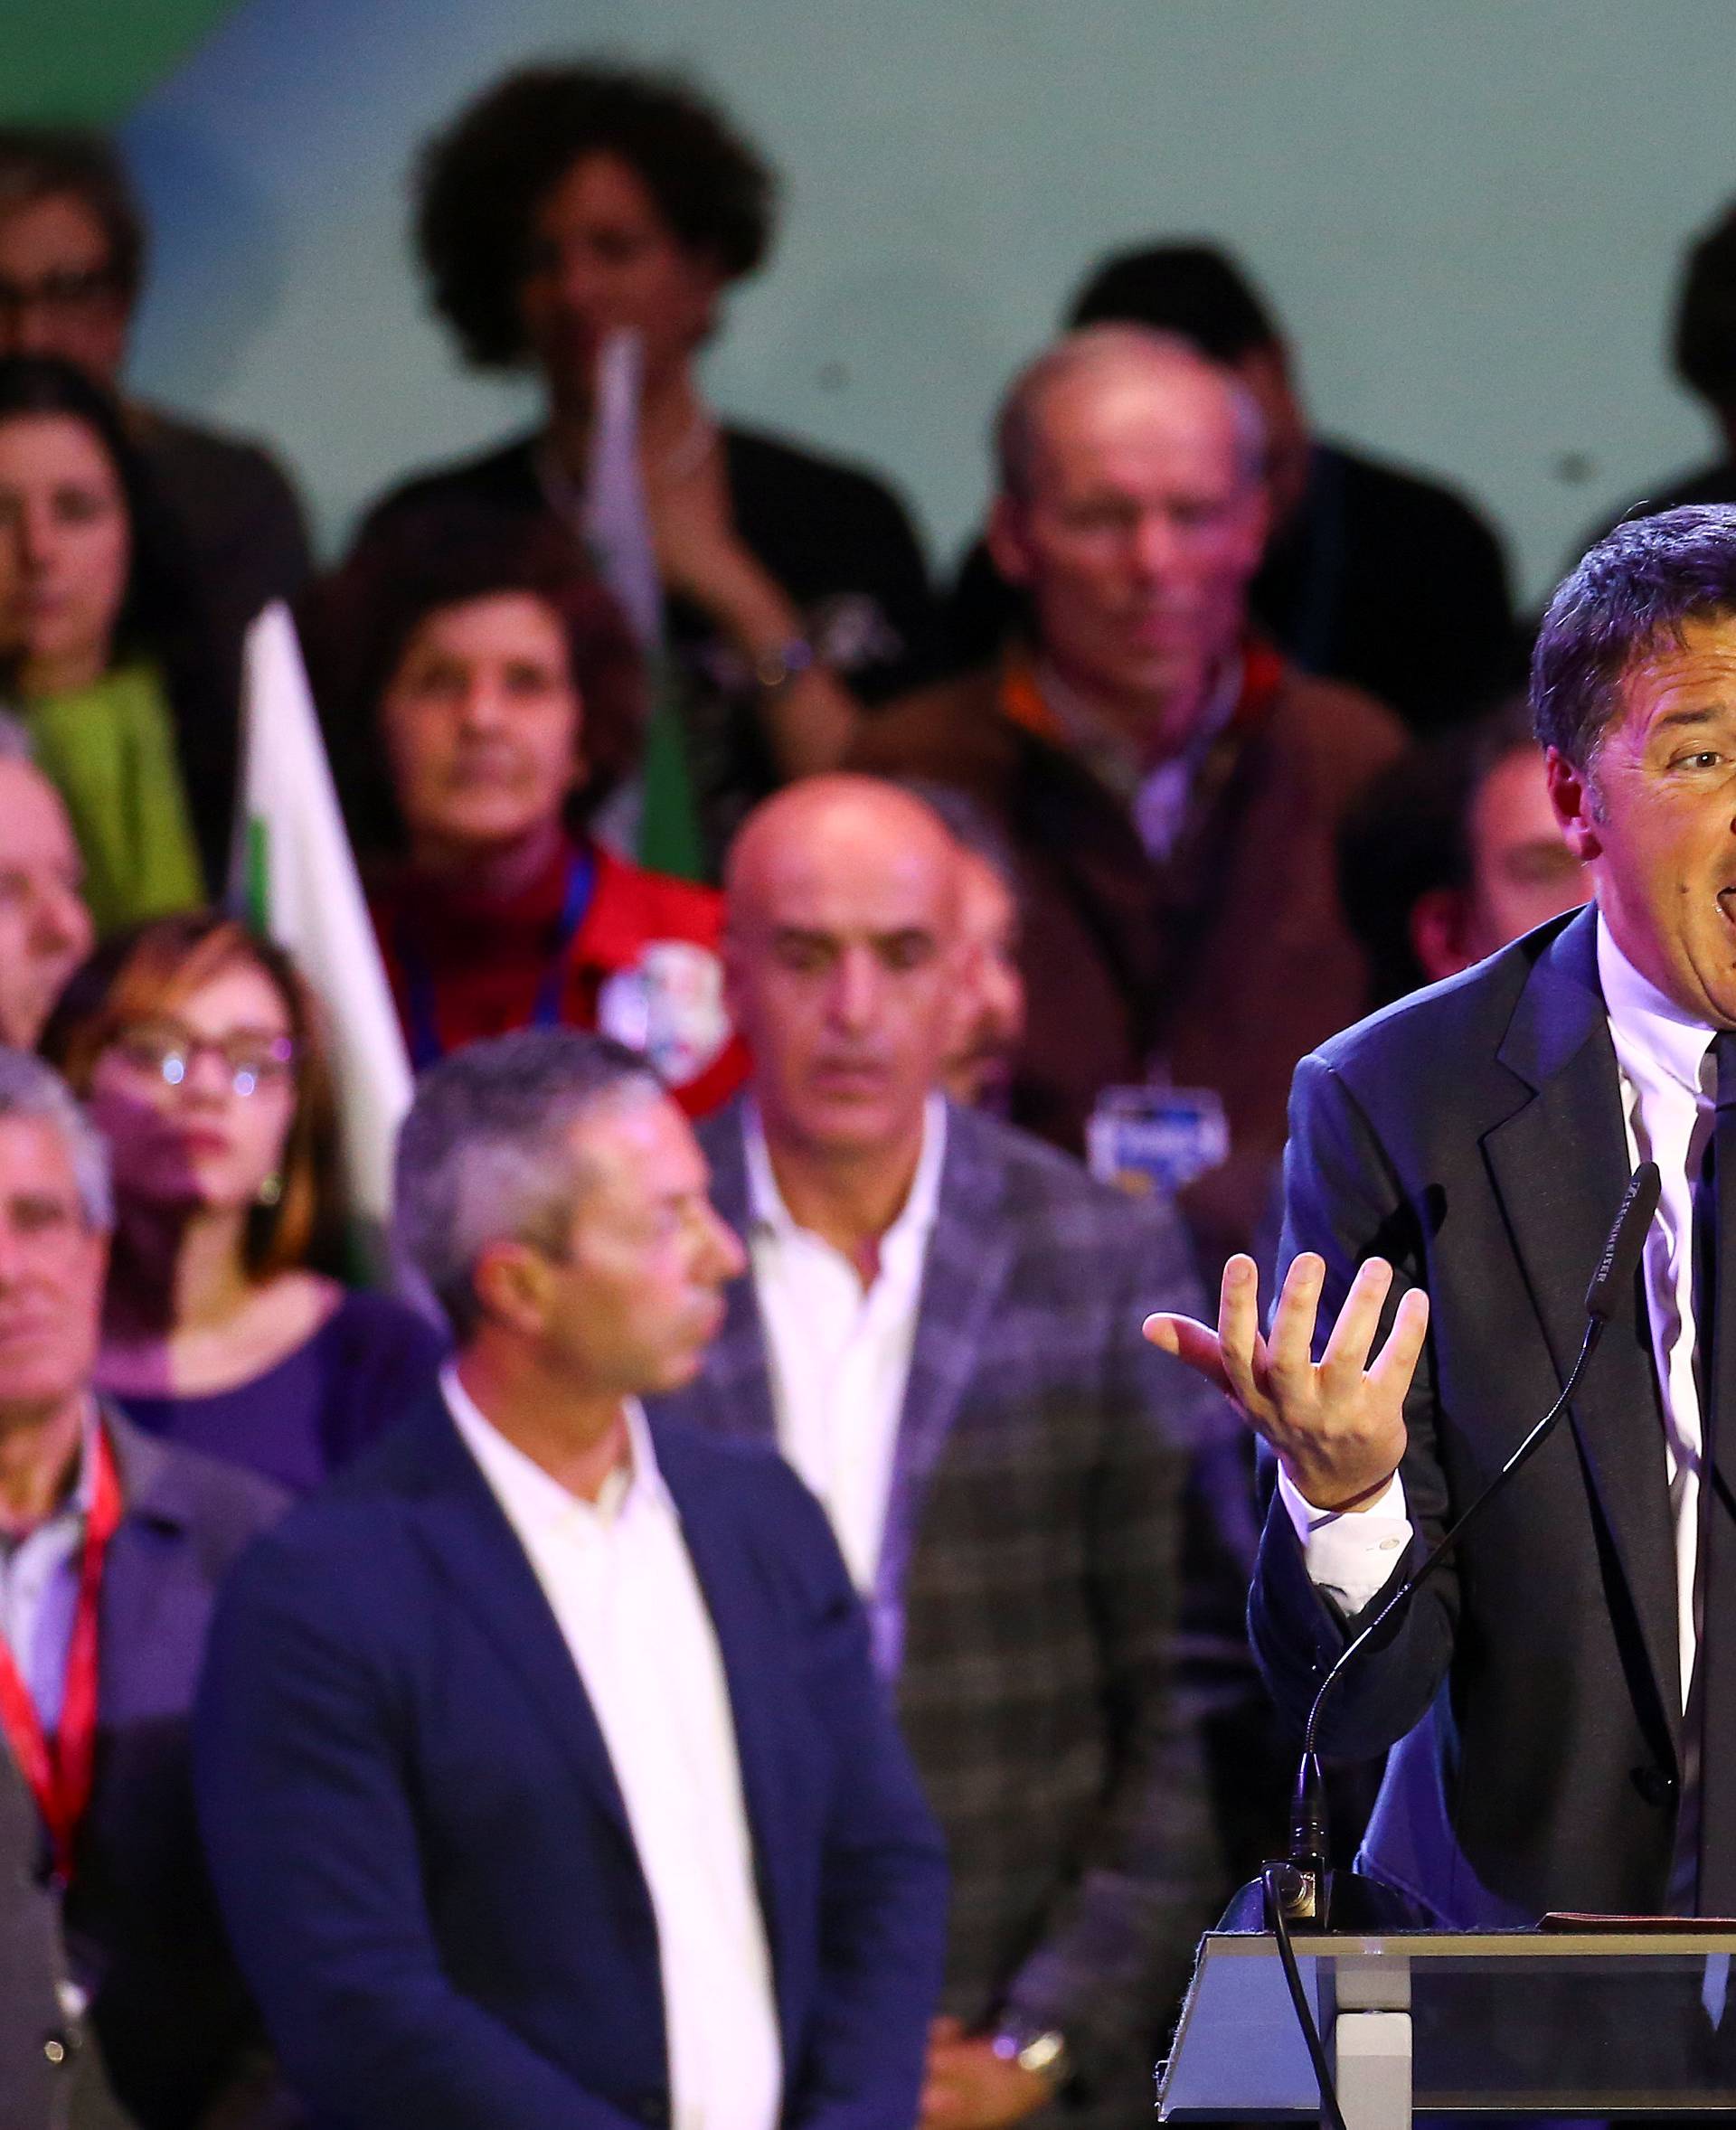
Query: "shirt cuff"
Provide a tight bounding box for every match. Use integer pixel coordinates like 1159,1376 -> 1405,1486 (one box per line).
1277,1467 -> 1412,1616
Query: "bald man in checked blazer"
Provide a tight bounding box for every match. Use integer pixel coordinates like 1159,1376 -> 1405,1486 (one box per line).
649,777 -> 1231,2130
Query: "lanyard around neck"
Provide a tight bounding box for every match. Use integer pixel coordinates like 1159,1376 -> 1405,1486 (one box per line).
0,1421 -> 123,1884
399,847 -> 597,1072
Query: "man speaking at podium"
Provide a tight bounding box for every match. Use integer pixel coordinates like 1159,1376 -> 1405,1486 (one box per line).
1150,504 -> 1736,1927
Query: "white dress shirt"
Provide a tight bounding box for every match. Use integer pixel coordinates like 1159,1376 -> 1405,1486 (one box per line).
443,1368 -> 781,2130
744,1096 -> 947,1595
1279,916 -> 1715,1724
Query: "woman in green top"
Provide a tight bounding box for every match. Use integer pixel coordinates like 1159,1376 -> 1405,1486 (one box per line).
0,355 -> 232,929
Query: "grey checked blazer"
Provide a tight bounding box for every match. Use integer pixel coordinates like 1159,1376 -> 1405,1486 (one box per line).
651,1100 -> 1229,2127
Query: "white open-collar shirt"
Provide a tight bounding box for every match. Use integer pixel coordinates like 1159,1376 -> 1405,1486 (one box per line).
444,1367 -> 781,2130
743,1096 -> 947,1597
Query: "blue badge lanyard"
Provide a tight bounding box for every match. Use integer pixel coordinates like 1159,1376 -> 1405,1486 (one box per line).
398,848 -> 597,1071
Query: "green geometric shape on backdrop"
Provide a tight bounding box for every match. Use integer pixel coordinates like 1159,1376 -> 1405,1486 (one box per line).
3,0 -> 244,125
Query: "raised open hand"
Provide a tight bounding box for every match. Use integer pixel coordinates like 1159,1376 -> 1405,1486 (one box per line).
1145,1251 -> 1428,1511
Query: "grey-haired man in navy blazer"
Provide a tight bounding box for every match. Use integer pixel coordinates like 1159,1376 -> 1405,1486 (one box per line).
0,1049 -> 285,2129
196,1029 -> 947,2130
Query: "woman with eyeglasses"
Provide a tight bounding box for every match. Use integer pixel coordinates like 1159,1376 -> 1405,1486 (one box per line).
39,910 -> 443,1493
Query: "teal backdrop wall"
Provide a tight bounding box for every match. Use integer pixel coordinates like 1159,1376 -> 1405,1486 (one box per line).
19,1 -> 1736,602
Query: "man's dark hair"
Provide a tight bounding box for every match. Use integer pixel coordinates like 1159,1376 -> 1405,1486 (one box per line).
413,62 -> 777,370
1338,697 -> 1539,1009
1674,201 -> 1736,411
0,127 -> 146,306
1067,241 -> 1281,365
1532,504 -> 1736,768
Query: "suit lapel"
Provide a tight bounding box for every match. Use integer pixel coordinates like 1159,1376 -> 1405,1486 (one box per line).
690,1109 -> 779,1446
99,1421 -> 176,1692
400,1400 -> 637,1849
1484,907 -> 1683,1738
876,1108 -> 1014,1651
698,1105 -> 1016,1673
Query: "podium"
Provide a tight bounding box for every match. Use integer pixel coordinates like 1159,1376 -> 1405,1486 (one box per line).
1158,1927 -> 1736,2125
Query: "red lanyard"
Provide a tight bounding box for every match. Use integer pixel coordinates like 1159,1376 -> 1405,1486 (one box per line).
0,1422 -> 122,1882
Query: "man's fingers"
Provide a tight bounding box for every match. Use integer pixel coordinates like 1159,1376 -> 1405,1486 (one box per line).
1319,1257 -> 1397,1383
1367,1284 -> 1431,1403
1215,1256 -> 1272,1415
1142,1312 -> 1234,1400
1266,1252 -> 1327,1383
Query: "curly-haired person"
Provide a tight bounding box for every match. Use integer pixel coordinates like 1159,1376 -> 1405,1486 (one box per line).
356,63 -> 937,871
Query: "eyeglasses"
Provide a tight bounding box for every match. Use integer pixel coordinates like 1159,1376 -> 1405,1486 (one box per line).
108,1020 -> 297,1098
0,265 -> 122,325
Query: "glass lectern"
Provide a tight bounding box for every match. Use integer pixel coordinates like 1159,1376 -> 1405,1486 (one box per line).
1159,1928 -> 1736,2125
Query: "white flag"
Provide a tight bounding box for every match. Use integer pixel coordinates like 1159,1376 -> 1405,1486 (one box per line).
234,603 -> 412,1238
582,326 -> 664,650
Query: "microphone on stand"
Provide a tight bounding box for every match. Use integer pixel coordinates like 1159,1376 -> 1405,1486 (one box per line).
1262,1159 -> 1663,1932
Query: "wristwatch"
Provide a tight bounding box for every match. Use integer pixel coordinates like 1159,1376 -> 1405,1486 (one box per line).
990,2023 -> 1071,2091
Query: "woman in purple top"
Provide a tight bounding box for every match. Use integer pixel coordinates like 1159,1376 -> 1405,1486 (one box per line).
41,910 -> 442,1494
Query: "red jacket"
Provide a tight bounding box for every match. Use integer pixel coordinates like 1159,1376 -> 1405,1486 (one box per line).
371,836 -> 749,1117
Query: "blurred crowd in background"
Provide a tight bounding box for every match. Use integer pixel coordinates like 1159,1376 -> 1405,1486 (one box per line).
0,52 -> 1712,2130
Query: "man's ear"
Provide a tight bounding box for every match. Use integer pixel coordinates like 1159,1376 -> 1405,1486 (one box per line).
986,492 -> 1035,589
470,1239 -> 553,1342
1544,745 -> 1602,862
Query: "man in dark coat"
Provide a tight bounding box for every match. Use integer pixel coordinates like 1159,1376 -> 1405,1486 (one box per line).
0,1049 -> 286,2127
652,776 -> 1232,2130
858,326 -> 1405,1266
1149,505 -> 1736,1927
196,1030 -> 948,2130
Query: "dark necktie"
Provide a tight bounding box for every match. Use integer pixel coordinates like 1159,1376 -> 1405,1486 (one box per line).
1696,1029 -> 1736,1914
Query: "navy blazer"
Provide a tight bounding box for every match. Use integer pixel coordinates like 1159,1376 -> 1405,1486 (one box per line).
1251,904 -> 1690,1925
194,1391 -> 948,2130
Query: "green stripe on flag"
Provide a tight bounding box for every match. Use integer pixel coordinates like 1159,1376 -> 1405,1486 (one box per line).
244,816 -> 269,932
636,661 -> 708,882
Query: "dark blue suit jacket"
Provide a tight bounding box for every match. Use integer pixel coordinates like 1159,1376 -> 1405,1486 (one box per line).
75,1413 -> 288,2129
1250,905 -> 1688,1925
193,1390 -> 948,2130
